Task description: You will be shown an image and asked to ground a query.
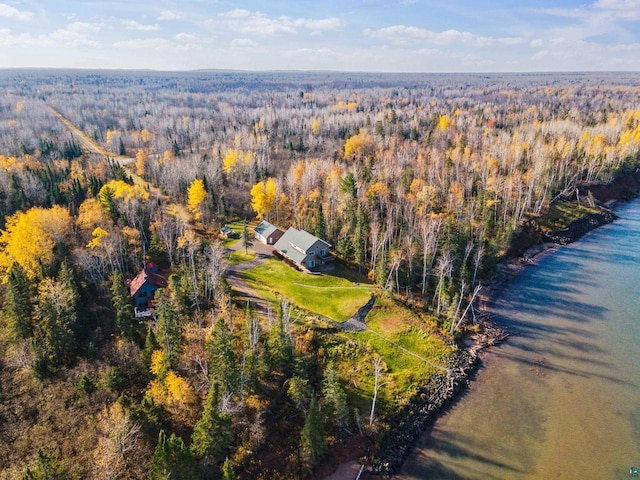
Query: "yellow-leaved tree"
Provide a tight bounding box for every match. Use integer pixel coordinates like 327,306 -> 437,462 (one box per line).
187,178 -> 207,221
0,205 -> 71,279
250,177 -> 277,219
135,149 -> 147,176
343,130 -> 374,160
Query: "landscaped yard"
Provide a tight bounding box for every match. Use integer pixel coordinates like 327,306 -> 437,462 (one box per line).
238,258 -> 373,322
238,255 -> 455,407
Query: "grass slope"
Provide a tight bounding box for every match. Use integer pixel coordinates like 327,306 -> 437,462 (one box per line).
239,258 -> 373,322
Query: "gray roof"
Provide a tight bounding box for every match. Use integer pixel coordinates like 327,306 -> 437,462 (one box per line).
254,220 -> 282,238
273,227 -> 330,265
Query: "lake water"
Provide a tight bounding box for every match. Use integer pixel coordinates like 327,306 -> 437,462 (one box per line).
400,198 -> 640,480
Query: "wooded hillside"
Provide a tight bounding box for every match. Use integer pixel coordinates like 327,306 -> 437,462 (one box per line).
0,70 -> 638,479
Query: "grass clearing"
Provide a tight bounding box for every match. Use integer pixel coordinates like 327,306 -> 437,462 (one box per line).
226,250 -> 256,265
354,295 -> 454,394
239,258 -> 373,322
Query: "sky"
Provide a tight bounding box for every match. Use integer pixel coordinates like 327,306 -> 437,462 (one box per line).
0,0 -> 639,72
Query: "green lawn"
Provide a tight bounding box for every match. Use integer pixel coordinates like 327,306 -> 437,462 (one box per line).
226,250 -> 256,265
221,221 -> 253,247
353,296 -> 455,394
239,258 -> 373,322
239,256 -> 455,407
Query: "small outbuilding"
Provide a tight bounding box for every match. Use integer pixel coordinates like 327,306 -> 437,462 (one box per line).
254,220 -> 284,245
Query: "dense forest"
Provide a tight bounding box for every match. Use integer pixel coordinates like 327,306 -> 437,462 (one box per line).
0,69 -> 639,479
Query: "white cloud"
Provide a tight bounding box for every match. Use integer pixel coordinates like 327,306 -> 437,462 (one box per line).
66,22 -> 101,34
114,33 -> 200,51
293,18 -> 344,31
121,19 -> 160,31
218,9 -> 343,36
364,25 -> 523,47
50,27 -> 99,47
231,38 -> 258,48
0,26 -> 99,48
0,3 -> 32,21
594,0 -> 640,20
158,10 -> 182,21
220,9 -> 252,19
540,0 -> 640,22
283,47 -> 338,57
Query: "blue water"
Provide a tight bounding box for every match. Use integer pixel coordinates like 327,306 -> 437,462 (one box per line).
401,199 -> 640,479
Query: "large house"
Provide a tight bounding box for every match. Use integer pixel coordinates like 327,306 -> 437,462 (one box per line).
254,220 -> 284,245
273,227 -> 333,271
127,263 -> 168,317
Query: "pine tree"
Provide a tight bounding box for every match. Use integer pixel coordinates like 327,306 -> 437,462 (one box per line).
314,202 -> 326,240
34,266 -> 79,366
190,383 -> 232,465
354,208 -> 367,272
110,270 -> 135,339
267,304 -> 293,375
241,218 -> 252,255
321,363 -> 349,434
300,396 -> 327,466
22,449 -> 65,480
3,262 -> 34,342
154,289 -> 181,368
142,325 -> 159,367
151,431 -> 198,480
207,317 -> 239,394
221,458 -> 238,480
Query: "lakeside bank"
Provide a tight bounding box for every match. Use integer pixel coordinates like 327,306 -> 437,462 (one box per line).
321,165 -> 640,479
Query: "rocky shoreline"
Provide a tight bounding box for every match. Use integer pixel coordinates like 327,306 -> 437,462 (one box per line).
363,167 -> 640,477
369,318 -> 507,476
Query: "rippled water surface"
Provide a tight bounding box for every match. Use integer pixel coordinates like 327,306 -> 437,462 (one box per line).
401,199 -> 640,480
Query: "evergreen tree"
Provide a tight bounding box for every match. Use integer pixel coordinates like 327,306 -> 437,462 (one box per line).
266,305 -> 293,375
151,430 -> 198,480
300,396 -> 327,467
314,202 -> 326,240
154,288 -> 181,368
207,317 -> 239,394
3,262 -> 35,342
34,266 -> 79,366
190,383 -> 232,465
241,218 -> 252,255
142,325 -> 159,367
110,270 -> 135,339
221,458 -> 237,480
22,449 -> 65,480
354,208 -> 367,272
321,363 -> 349,434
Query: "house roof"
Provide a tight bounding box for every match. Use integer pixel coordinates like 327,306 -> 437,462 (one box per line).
128,266 -> 168,296
254,220 -> 282,238
273,227 -> 331,265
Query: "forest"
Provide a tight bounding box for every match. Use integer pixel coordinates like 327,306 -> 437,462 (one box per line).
0,69 -> 639,479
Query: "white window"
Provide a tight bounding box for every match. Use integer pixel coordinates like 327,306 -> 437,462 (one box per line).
320,249 -> 327,256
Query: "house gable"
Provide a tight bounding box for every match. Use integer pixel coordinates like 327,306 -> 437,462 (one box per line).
273,227 -> 332,270
128,264 -> 168,308
254,220 -> 284,245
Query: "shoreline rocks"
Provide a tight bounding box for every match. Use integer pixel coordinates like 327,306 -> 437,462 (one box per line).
368,319 -> 507,476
